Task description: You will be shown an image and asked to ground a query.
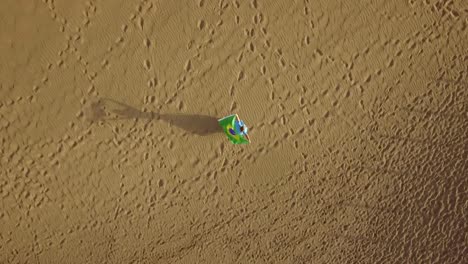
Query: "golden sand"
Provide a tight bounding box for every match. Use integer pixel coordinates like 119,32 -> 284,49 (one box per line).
1,0 -> 467,263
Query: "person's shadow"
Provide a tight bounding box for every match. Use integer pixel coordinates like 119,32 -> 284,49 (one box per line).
84,98 -> 223,136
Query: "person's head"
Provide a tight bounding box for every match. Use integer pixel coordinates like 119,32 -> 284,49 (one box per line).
235,120 -> 248,135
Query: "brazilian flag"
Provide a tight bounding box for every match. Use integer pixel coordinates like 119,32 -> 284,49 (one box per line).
218,114 -> 250,144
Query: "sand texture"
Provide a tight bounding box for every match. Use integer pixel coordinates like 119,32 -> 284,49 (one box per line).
1,0 -> 467,263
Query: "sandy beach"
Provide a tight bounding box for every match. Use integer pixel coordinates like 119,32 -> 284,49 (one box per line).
1,0 -> 467,263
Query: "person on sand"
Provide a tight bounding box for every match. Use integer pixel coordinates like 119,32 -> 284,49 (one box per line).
229,119 -> 248,136
219,114 -> 250,144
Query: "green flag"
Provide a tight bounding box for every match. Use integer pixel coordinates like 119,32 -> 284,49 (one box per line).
218,114 -> 250,144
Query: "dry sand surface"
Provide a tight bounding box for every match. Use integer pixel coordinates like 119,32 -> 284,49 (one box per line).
1,0 -> 467,263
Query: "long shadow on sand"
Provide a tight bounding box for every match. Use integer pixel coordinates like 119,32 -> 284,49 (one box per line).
84,98 -> 223,136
